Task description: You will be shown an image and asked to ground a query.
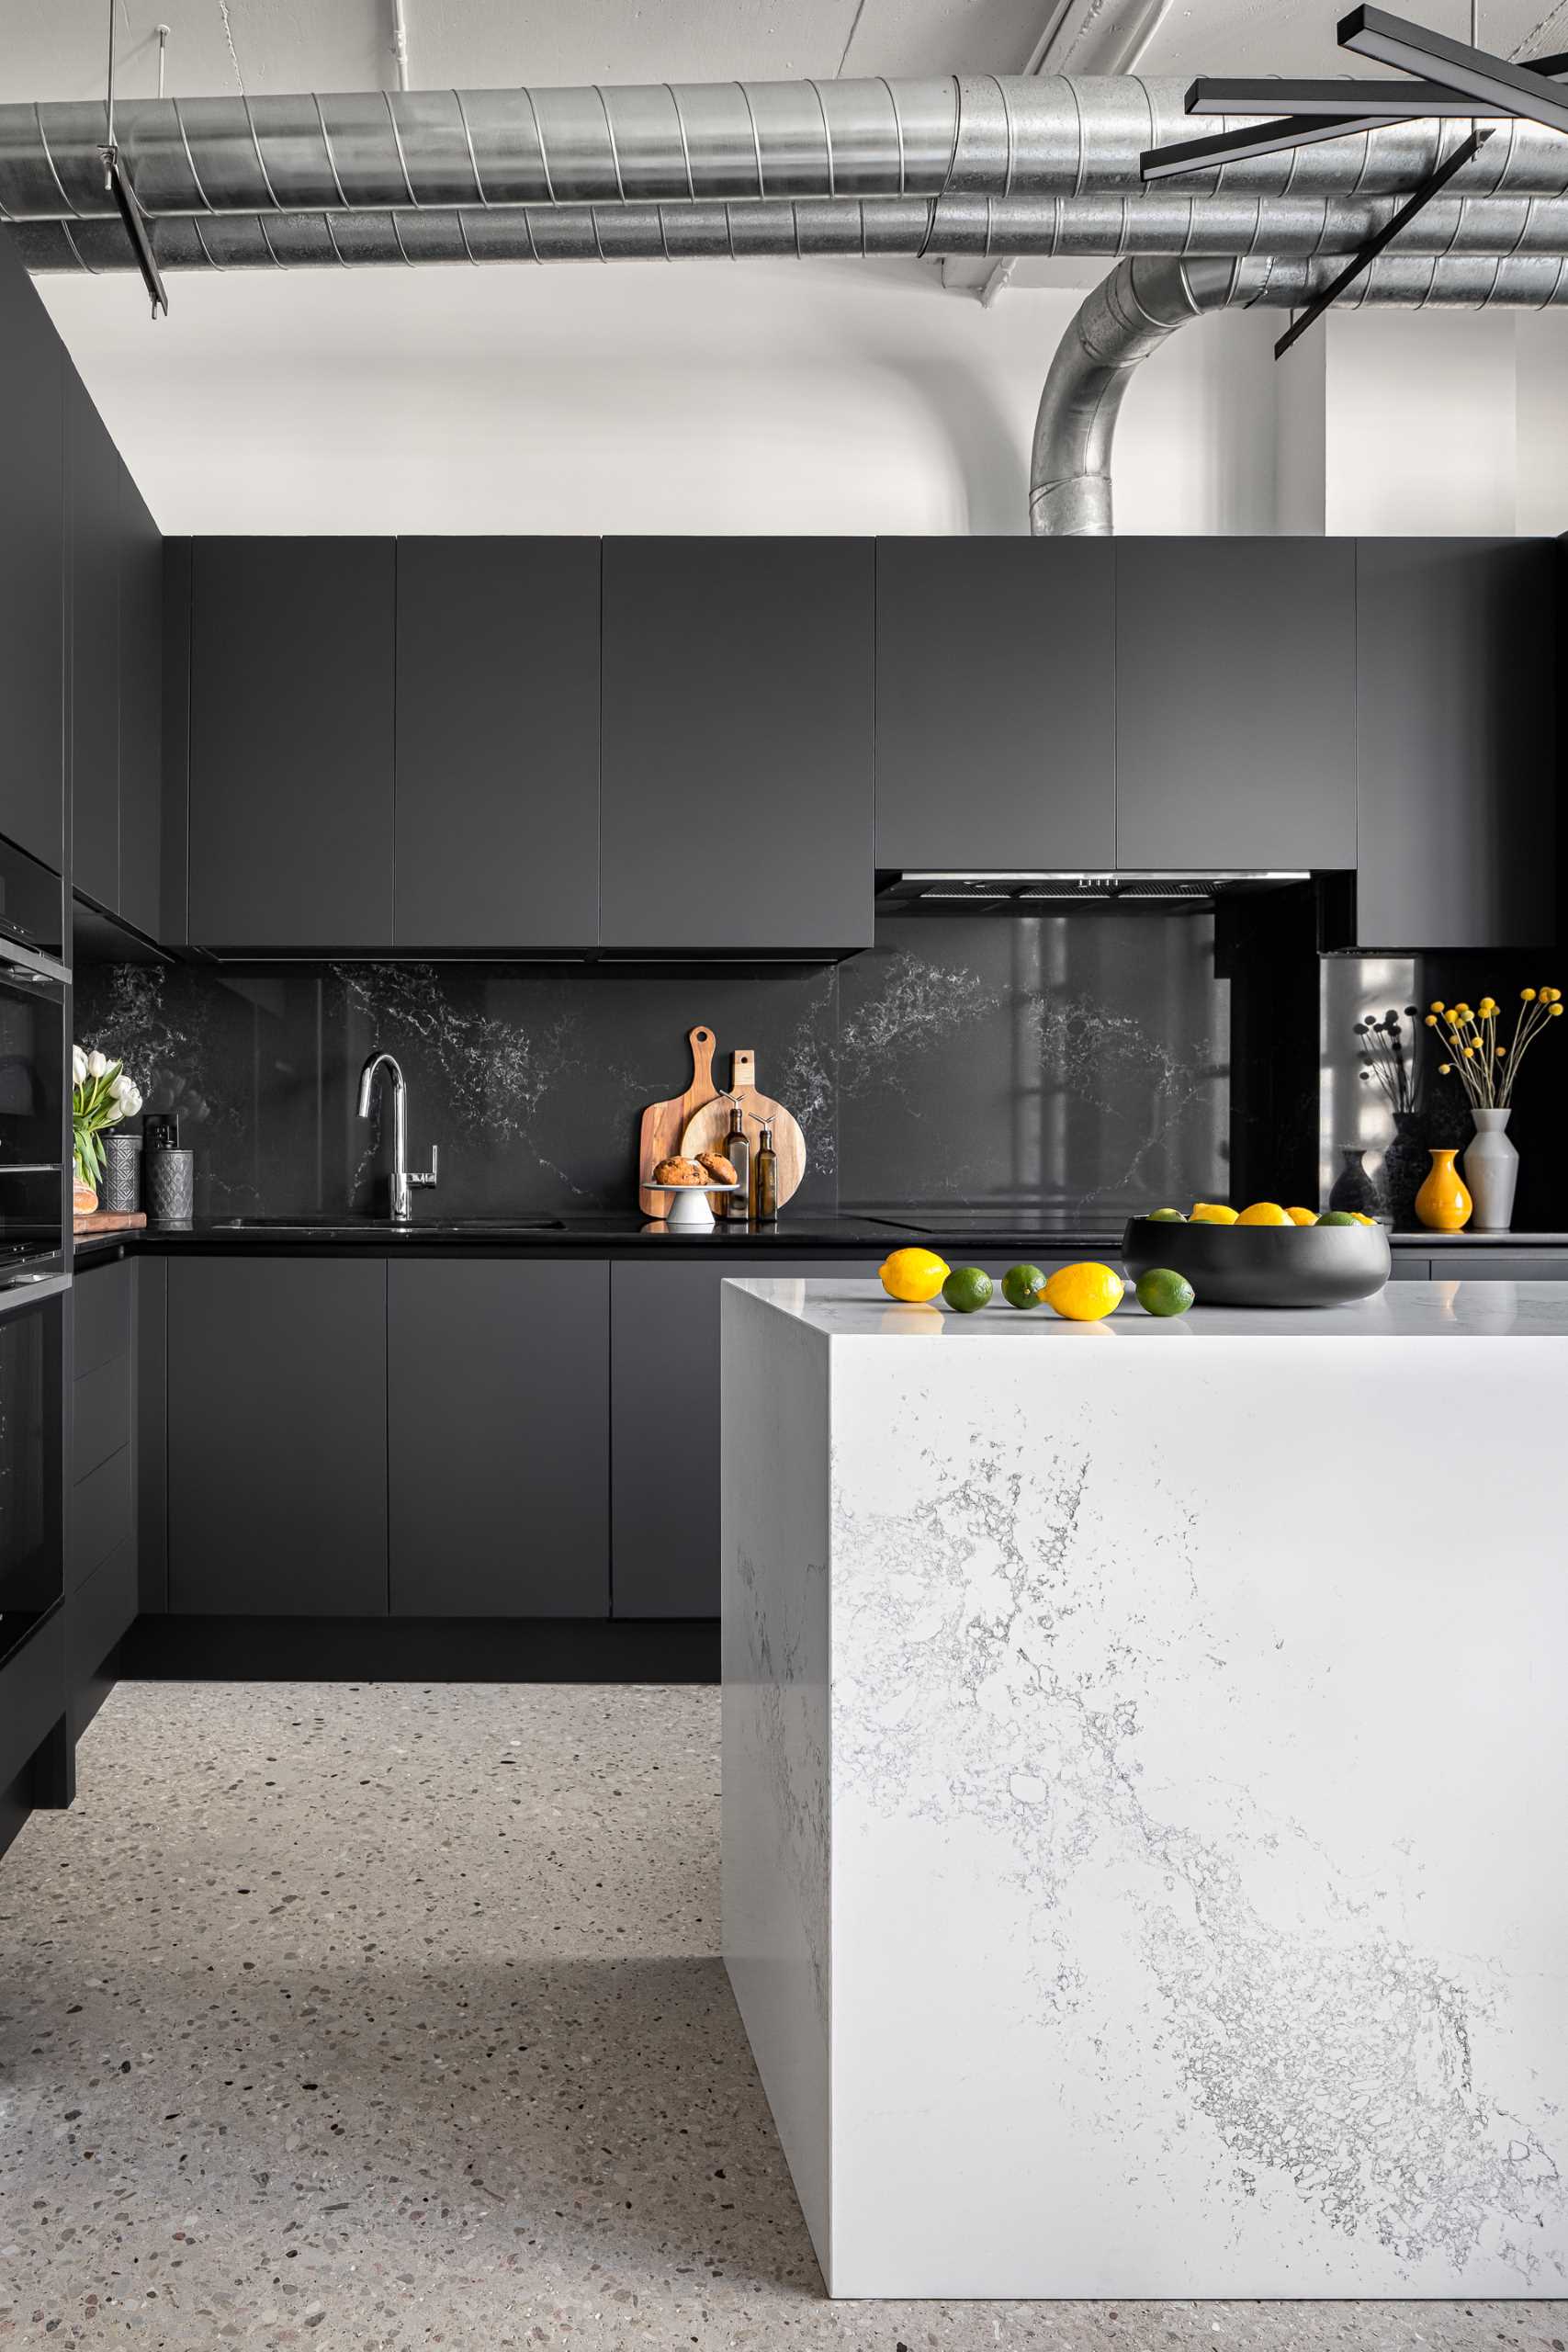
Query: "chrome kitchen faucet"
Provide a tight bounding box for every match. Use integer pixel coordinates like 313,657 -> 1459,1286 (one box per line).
355,1051 -> 438,1223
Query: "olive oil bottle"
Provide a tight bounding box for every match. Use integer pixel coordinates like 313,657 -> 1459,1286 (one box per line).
751,1116 -> 778,1224
719,1094 -> 750,1222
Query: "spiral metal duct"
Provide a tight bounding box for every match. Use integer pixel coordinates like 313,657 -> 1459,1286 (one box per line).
6,75 -> 1568,232
1030,250 -> 1568,536
18,190 -> 1568,274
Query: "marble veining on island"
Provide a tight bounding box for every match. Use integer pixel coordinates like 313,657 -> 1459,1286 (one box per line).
721,1278 -> 1568,2300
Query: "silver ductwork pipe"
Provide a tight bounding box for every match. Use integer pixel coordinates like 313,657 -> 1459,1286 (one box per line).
1030,251 -> 1568,534
18,191 -> 1568,275
7,77 -> 1568,228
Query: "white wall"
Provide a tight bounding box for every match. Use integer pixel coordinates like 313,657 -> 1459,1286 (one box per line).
38,255 -> 1280,539
37,253 -> 1567,539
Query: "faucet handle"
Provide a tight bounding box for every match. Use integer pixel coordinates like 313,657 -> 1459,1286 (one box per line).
411,1145 -> 439,1192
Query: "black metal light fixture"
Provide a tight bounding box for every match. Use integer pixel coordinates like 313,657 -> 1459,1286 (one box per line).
98,0 -> 167,318
1141,6 -> 1568,352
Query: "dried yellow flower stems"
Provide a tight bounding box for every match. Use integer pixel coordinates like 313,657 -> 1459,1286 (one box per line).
1424,988 -> 1562,1110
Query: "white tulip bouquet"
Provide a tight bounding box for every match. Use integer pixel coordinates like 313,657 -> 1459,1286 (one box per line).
73,1044 -> 143,1193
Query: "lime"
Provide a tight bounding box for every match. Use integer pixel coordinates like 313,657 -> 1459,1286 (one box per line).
880,1247 -> 951,1303
1135,1268 -> 1195,1317
1042,1261 -> 1123,1322
1314,1210 -> 1359,1227
1145,1207 -> 1186,1222
1001,1262 -> 1046,1310
942,1266 -> 993,1315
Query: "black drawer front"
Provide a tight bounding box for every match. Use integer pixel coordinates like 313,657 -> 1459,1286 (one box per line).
1434,1251 -> 1568,1280
73,1352 -> 130,1485
0,1609 -> 63,1790
70,1445 -> 131,1590
73,1260 -> 132,1378
69,1538 -> 136,1687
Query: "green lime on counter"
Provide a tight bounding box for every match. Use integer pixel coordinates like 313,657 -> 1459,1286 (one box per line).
1135,1268 -> 1195,1317
1145,1207 -> 1187,1222
1001,1262 -> 1046,1310
942,1266 -> 993,1315
1314,1209 -> 1359,1227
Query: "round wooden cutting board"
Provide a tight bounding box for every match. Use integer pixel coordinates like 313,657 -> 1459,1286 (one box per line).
681,1048 -> 806,1210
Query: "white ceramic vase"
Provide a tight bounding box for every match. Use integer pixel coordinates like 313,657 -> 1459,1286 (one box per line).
1463,1107 -> 1519,1232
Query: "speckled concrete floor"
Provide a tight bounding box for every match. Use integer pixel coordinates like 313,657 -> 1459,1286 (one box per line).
0,1684 -> 1563,2352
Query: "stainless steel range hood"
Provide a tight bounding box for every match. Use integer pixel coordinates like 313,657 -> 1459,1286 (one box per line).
878,870 -> 1311,911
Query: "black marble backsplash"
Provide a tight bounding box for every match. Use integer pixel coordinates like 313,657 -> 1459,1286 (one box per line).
73,912 -> 1565,1228
75,910 -> 1231,1224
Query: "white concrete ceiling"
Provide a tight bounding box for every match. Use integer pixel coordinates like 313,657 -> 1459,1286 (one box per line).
2,0 -> 1562,101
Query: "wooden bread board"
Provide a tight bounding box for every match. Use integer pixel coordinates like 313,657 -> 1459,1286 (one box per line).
74,1209 -> 148,1235
681,1048 -> 806,1211
637,1025 -> 720,1216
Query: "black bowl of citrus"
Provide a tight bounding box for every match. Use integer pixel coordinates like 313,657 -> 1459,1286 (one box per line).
1122,1202 -> 1392,1309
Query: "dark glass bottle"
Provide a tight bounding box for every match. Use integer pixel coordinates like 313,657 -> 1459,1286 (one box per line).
719,1095 -> 750,1222
751,1116 -> 778,1224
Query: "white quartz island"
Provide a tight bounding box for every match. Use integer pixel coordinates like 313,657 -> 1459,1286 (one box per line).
720,1277 -> 1568,2301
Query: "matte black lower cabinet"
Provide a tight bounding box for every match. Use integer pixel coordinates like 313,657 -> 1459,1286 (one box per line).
388,1260 -> 609,1616
69,1258 -> 140,1737
610,1260 -> 878,1617
167,1258 -> 389,1614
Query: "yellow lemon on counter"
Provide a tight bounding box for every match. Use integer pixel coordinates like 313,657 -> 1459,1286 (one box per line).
1286,1206 -> 1317,1226
879,1247 -> 951,1304
1190,1203 -> 1238,1226
1236,1202 -> 1292,1227
1043,1261 -> 1124,1321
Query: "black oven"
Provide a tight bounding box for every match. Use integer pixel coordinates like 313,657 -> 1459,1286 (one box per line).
0,830 -> 68,1286
0,1273 -> 66,1670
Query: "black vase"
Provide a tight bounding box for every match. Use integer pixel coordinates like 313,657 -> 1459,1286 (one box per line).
1327,1146 -> 1382,1220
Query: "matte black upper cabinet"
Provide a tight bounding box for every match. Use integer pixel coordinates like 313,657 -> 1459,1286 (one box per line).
117,470 -> 163,940
600,539 -> 874,953
394,539 -> 599,949
1353,539 -> 1556,949
875,539 -> 1114,871
66,375 -> 120,911
1114,538 -> 1358,872
188,539 -> 394,948
0,234 -> 64,875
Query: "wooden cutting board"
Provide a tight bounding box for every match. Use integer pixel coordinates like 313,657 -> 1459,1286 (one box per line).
73,1209 -> 148,1235
637,1025 -> 720,1216
681,1048 -> 807,1211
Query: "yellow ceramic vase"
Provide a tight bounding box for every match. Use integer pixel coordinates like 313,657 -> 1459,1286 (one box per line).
1415,1146 -> 1472,1232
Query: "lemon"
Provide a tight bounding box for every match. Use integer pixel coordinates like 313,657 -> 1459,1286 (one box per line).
879,1247 -> 950,1303
1285,1206 -> 1317,1227
1135,1268 -> 1194,1317
1043,1261 -> 1124,1321
1236,1202 -> 1291,1227
942,1265 -> 993,1315
1190,1203 -> 1238,1227
1348,1212 -> 1378,1227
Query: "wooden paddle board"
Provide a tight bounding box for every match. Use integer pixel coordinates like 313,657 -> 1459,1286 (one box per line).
637,1025 -> 719,1215
681,1047 -> 807,1212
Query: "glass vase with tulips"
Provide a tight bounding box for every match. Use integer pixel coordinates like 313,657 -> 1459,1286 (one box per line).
73,1044 -> 143,1193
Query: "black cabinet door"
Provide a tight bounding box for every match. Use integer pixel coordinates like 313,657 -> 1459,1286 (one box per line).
600,539 -> 874,952
388,1260 -> 608,1615
1355,540 -> 1556,949
611,1259 -> 877,1616
0,236 -> 64,875
167,1258 -> 388,1614
875,539 -> 1115,870
118,472 -> 163,940
395,539 -> 599,948
188,539 -> 394,946
1115,538 -> 1358,871
66,374 -> 120,910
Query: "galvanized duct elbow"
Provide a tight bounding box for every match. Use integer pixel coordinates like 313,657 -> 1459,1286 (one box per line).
17,191 -> 1568,275
1030,251 -> 1568,535
7,75 -> 1568,226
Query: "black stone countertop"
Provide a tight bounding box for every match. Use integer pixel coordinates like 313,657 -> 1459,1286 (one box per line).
69,1211 -> 1568,1266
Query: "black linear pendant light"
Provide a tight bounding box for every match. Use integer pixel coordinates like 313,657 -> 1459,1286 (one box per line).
1141,6 -> 1568,353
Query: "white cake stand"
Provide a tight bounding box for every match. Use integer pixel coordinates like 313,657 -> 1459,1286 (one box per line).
657,1179 -> 742,1231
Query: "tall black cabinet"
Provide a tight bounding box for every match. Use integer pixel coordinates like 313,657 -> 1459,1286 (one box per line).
0,236 -> 64,876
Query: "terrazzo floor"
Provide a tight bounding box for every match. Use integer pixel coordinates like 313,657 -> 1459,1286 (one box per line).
1,1684 -> 1564,2352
